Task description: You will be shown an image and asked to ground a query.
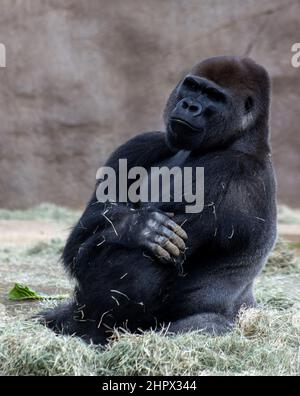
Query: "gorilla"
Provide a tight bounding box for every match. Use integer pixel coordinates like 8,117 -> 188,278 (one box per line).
40,56 -> 277,345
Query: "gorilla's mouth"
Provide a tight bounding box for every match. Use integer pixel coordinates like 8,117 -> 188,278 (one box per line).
170,118 -> 201,134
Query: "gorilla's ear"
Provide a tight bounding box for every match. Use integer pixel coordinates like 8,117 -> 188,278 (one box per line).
244,96 -> 254,113
242,96 -> 255,130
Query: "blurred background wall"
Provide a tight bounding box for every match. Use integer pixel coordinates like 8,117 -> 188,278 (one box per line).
0,0 -> 299,209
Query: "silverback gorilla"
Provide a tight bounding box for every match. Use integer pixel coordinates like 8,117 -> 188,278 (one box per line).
40,56 -> 277,344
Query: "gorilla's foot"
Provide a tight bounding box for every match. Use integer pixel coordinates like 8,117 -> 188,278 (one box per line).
36,301 -> 107,345
168,313 -> 233,336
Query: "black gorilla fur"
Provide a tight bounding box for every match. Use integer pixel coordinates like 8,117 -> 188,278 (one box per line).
40,56 -> 277,344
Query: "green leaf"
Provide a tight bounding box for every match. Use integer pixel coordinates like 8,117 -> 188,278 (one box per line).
8,283 -> 67,301
8,283 -> 42,301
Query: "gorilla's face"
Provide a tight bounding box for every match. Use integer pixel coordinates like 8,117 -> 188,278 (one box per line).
164,57 -> 269,152
165,75 -> 234,151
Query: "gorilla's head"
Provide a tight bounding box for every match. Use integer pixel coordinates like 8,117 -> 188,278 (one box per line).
164,56 -> 271,153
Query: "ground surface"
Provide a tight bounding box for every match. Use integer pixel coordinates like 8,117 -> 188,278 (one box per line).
0,204 -> 299,376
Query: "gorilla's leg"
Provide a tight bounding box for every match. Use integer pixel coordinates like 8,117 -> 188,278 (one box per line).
161,261 -> 258,337
40,246 -> 176,344
168,313 -> 233,336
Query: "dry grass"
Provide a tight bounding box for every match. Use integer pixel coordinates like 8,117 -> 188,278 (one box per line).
0,205 -> 299,376
0,307 -> 299,376
0,203 -> 79,223
278,205 -> 300,225
264,238 -> 298,274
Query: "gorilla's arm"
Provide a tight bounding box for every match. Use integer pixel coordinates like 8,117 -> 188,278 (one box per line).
178,158 -> 274,267
62,132 -> 187,277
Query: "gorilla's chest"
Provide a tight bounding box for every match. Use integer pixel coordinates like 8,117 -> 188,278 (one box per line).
136,150 -> 208,214
138,150 -> 189,199
136,150 -> 233,214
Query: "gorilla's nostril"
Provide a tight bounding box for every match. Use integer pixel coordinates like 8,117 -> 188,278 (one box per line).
190,105 -> 199,112
181,101 -> 188,110
190,103 -> 202,116
178,98 -> 202,116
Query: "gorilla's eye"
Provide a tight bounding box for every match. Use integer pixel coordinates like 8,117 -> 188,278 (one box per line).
183,76 -> 200,92
205,88 -> 226,103
245,96 -> 254,113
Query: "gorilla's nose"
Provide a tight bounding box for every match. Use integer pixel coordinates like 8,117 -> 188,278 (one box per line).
178,98 -> 202,117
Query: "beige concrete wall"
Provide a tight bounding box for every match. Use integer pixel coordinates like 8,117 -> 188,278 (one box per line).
0,0 -> 299,208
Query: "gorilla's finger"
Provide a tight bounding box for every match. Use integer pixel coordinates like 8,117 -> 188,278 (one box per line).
164,219 -> 188,241
165,212 -> 175,218
164,240 -> 181,257
152,212 -> 187,238
160,226 -> 186,252
154,235 -> 181,257
152,212 -> 172,223
148,243 -> 172,262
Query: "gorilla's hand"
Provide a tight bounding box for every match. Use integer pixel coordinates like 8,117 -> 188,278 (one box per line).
119,209 -> 188,268
141,211 -> 188,264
